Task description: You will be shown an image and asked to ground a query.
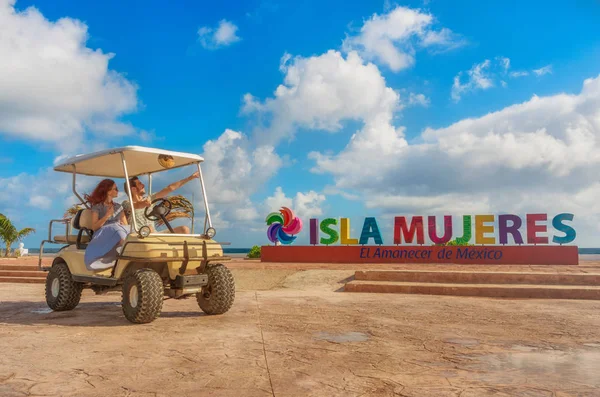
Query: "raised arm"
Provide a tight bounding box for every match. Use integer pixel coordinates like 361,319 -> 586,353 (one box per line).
155,172 -> 199,199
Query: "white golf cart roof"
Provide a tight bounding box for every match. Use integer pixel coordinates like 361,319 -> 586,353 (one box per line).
53,146 -> 204,178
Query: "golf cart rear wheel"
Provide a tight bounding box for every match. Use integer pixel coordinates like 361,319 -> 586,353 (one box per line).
45,262 -> 83,311
122,269 -> 164,324
196,263 -> 235,315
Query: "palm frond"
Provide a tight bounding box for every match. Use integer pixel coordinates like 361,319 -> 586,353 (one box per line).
155,195 -> 195,227
64,204 -> 85,219
0,214 -> 15,238
16,228 -> 36,240
0,213 -> 10,230
167,195 -> 194,213
156,211 -> 193,227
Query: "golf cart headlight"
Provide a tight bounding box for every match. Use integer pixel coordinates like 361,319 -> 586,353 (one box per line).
139,226 -> 151,238
206,227 -> 216,239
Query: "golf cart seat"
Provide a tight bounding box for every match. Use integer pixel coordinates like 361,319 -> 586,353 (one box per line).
54,209 -> 94,249
54,234 -> 90,245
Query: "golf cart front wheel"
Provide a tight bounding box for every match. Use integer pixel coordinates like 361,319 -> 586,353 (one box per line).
122,269 -> 164,324
45,262 -> 83,311
196,263 -> 235,315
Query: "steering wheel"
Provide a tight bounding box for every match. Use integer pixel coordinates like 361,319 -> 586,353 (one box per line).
144,198 -> 173,221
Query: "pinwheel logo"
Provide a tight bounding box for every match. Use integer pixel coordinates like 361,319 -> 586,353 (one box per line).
266,207 -> 303,244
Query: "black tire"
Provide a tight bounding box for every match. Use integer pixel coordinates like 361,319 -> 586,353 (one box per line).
196,264 -> 235,315
45,262 -> 83,311
121,269 -> 164,324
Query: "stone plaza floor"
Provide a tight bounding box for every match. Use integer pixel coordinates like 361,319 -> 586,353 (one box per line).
1,265 -> 599,396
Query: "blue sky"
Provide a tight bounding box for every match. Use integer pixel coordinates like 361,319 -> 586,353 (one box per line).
1,0 -> 600,248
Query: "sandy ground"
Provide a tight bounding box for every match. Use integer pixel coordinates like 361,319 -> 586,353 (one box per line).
1,268 -> 600,397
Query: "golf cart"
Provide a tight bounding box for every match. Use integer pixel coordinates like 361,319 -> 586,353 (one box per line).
38,146 -> 235,324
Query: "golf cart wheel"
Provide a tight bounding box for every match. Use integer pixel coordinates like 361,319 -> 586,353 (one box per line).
196,263 -> 235,315
122,269 -> 164,324
45,262 -> 83,311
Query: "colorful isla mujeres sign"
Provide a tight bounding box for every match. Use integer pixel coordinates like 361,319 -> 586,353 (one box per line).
308,213 -> 576,245
262,212 -> 578,265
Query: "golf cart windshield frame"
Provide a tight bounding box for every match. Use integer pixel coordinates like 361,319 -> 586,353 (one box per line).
68,150 -> 212,237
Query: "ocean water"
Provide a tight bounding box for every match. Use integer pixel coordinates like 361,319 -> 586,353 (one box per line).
578,248 -> 600,255
578,248 -> 600,261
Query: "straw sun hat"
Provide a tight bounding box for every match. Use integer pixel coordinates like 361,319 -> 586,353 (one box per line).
158,154 -> 175,168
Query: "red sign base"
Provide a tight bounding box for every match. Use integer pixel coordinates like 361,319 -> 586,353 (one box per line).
261,245 -> 579,265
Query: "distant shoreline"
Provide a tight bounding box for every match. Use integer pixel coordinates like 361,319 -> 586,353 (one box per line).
26,247 -> 253,254
18,247 -> 600,261
25,247 -> 600,254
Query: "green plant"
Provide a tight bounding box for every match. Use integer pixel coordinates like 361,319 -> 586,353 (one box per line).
0,213 -> 35,257
432,239 -> 473,247
247,245 -> 261,259
436,239 -> 474,246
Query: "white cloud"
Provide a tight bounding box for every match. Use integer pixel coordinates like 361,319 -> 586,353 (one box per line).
243,49 -> 407,229
510,71 -> 529,78
264,187 -> 326,220
451,58 -> 556,101
407,92 -> 430,107
138,129 -> 163,143
497,56 -> 510,72
0,0 -> 139,148
365,193 -> 492,215
509,65 -> 552,78
28,195 -> 51,210
0,171 -> 61,207
309,74 -> 600,245
322,186 -> 360,201
451,59 -> 494,101
419,28 -> 460,50
241,93 -> 265,113
451,56 -> 525,101
198,19 -> 241,49
244,50 -> 401,145
200,129 -> 281,204
533,65 -> 553,76
342,6 -> 466,72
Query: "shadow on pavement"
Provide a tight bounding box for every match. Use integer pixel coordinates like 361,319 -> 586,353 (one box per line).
334,274 -> 354,292
0,301 -> 206,327
160,311 -> 206,318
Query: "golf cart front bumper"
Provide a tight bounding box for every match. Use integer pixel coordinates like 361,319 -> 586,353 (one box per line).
174,274 -> 208,288
167,274 -> 210,299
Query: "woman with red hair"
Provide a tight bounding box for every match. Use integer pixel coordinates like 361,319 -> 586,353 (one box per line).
83,179 -> 130,270
85,179 -> 128,230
